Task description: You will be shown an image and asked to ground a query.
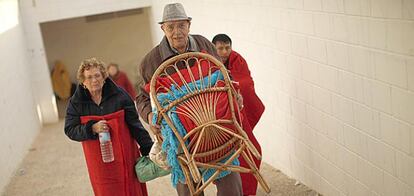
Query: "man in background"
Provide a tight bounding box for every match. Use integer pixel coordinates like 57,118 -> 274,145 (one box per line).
213,34 -> 265,196
107,63 -> 136,99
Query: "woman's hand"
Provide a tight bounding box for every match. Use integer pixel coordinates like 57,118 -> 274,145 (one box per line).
92,120 -> 109,134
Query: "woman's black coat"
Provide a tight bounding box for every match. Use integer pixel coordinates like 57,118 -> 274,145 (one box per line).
64,78 -> 153,155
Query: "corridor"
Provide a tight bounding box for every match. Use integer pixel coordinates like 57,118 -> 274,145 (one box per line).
2,121 -> 317,196
1,0 -> 414,195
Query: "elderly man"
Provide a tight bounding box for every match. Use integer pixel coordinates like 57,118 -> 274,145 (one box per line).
213,34 -> 265,196
136,3 -> 243,196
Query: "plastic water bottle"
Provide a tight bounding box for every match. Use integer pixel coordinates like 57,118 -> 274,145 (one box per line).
99,132 -> 114,163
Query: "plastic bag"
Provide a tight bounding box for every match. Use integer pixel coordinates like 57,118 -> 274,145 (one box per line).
135,156 -> 170,182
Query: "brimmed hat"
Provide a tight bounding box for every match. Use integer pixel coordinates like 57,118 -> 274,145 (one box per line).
158,3 -> 192,24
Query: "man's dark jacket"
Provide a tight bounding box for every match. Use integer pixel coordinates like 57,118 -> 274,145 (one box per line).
136,34 -> 219,123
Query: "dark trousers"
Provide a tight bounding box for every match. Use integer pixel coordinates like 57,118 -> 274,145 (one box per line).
176,172 -> 243,196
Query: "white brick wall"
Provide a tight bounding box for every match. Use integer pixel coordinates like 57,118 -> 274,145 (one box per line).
147,0 -> 414,195
0,0 -> 41,192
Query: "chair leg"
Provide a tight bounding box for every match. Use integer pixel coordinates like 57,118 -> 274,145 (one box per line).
188,159 -> 202,183
162,115 -> 202,183
194,144 -> 245,194
234,124 -> 262,160
179,159 -> 197,195
241,150 -> 271,193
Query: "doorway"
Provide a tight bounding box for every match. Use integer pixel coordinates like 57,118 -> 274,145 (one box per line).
40,7 -> 153,118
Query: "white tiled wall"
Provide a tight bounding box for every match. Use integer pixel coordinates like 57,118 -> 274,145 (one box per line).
147,0 -> 414,195
0,0 -> 41,192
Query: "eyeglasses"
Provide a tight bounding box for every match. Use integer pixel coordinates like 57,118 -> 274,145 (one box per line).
163,22 -> 189,33
84,73 -> 102,81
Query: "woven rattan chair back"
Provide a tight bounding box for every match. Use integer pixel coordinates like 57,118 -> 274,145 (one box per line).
150,52 -> 270,195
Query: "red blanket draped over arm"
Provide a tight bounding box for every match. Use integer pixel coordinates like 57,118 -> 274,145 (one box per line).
80,110 -> 147,196
228,51 -> 265,195
227,51 -> 265,129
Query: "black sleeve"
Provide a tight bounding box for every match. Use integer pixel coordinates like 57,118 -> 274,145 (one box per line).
64,100 -> 98,141
120,89 -> 154,156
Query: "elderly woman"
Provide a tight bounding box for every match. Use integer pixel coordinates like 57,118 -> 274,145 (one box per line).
64,58 -> 153,196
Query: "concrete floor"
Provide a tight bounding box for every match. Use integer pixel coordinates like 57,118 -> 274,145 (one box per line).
2,120 -> 318,196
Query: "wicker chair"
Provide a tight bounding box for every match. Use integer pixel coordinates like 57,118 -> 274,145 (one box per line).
149,52 -> 270,195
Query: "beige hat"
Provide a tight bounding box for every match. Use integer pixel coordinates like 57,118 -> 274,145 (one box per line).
159,3 -> 192,24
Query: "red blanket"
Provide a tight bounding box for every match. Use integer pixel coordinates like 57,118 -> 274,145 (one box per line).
176,79 -> 242,163
228,51 -> 265,195
112,71 -> 137,99
144,58 -> 220,94
80,110 -> 147,196
228,51 -> 265,129
238,112 -> 262,195
148,59 -> 241,163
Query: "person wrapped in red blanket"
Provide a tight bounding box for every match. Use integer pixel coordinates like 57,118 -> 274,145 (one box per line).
213,34 -> 265,196
107,63 -> 137,99
64,58 -> 153,196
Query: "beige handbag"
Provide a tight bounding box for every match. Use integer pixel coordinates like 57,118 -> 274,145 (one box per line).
149,137 -> 170,170
147,94 -> 170,170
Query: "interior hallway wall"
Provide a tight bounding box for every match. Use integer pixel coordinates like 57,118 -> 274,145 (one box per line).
19,0 -> 152,124
149,1 -> 414,195
41,8 -> 153,86
0,0 -> 41,192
